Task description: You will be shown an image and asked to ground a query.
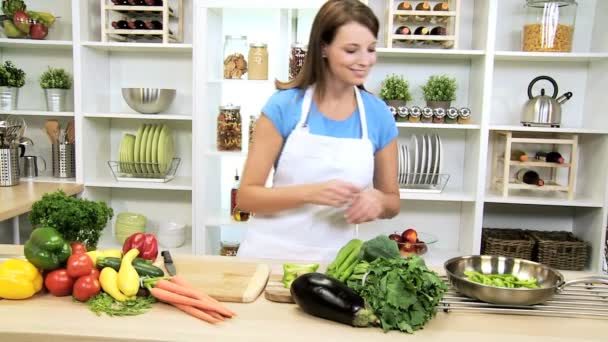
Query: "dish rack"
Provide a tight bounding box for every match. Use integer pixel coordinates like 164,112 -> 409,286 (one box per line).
399,173 -> 449,193
108,157 -> 180,183
490,131 -> 578,199
385,0 -> 461,49
101,0 -> 184,44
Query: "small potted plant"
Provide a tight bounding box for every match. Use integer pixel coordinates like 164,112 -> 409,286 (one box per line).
0,60 -> 25,110
379,74 -> 412,119
421,75 -> 457,110
40,67 -> 72,112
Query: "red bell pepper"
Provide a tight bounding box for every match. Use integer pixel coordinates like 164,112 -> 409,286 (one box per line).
122,233 -> 158,262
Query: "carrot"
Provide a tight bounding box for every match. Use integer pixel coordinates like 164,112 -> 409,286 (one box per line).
170,275 -> 237,316
172,304 -> 221,324
156,280 -> 235,318
149,287 -> 233,318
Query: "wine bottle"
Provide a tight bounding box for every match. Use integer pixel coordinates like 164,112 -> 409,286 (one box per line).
433,2 -> 449,11
414,26 -> 430,35
515,169 -> 544,186
535,151 -> 565,164
112,20 -> 129,29
415,2 -> 431,10
112,0 -> 130,5
144,20 -> 163,30
430,26 -> 447,36
510,149 -> 529,162
397,1 -> 413,10
395,25 -> 411,35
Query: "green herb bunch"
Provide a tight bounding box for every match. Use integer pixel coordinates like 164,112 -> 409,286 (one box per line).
29,190 -> 114,250
40,67 -> 73,89
0,61 -> 26,88
347,256 -> 447,333
86,293 -> 156,316
379,74 -> 412,102
421,75 -> 457,102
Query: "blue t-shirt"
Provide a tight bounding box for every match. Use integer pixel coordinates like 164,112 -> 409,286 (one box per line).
261,88 -> 398,153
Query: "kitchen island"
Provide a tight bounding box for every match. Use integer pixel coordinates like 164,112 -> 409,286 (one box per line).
0,245 -> 605,342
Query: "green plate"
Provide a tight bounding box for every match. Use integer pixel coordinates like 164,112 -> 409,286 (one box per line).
119,134 -> 130,173
150,123 -> 162,174
133,124 -> 146,174
125,134 -> 136,174
144,124 -> 158,174
139,125 -> 151,174
157,124 -> 174,174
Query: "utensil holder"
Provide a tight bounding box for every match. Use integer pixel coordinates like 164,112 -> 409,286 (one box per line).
0,147 -> 20,187
52,143 -> 75,178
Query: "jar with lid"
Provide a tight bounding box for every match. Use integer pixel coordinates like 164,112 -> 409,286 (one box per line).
408,106 -> 421,123
421,107 -> 434,123
248,42 -> 268,80
523,0 -> 577,52
249,114 -> 258,146
432,108 -> 446,124
217,104 -> 242,151
289,43 -> 308,80
220,241 -> 240,256
458,107 -> 471,124
224,35 -> 248,79
396,107 -> 409,122
445,107 -> 459,124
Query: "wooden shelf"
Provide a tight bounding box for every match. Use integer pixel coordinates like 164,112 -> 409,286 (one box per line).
391,34 -> 456,41
393,10 -> 457,17
485,189 -> 604,208
376,48 -> 484,59
501,179 -> 569,192
105,5 -> 177,17
505,159 -> 571,168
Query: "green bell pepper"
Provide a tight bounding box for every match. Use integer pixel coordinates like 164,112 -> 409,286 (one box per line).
281,263 -> 319,288
24,227 -> 72,271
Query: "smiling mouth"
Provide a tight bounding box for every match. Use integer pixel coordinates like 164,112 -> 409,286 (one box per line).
350,69 -> 367,75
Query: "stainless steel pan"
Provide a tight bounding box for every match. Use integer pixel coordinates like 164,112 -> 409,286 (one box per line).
444,255 -> 608,306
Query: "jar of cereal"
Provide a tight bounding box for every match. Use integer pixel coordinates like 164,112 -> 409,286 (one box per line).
248,42 -> 268,80
217,104 -> 242,151
523,0 -> 577,52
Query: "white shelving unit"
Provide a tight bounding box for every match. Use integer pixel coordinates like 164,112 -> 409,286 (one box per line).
4,0 -> 606,272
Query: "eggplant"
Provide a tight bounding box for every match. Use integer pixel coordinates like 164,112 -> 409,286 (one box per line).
290,272 -> 378,327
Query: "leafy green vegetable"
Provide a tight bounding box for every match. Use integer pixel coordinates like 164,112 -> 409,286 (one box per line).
358,235 -> 401,262
29,190 -> 114,250
282,263 -> 319,288
347,256 -> 447,333
464,271 -> 539,289
86,293 -> 156,316
2,0 -> 26,17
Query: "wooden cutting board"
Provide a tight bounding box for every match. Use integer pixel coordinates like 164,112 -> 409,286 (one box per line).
170,255 -> 271,303
264,274 -> 294,303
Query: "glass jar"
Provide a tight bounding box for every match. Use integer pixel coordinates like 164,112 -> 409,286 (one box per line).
432,108 -> 446,124
289,43 -> 307,80
249,114 -> 257,146
220,241 -> 240,257
217,104 -> 242,151
445,107 -> 459,124
421,107 -> 434,123
224,35 -> 248,79
458,107 -> 471,124
396,106 -> 409,122
408,106 -> 421,123
248,42 -> 268,80
523,0 -> 577,52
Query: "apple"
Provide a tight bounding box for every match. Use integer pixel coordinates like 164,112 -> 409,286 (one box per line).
29,23 -> 48,40
13,10 -> 31,34
401,228 -> 418,244
388,232 -> 403,243
399,241 -> 416,256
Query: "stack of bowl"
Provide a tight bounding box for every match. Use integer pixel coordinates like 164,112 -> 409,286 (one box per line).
115,212 -> 147,244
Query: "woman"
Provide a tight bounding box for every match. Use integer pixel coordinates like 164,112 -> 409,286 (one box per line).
236,0 -> 399,261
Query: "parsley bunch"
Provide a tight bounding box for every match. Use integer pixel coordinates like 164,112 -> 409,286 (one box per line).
86,293 -> 156,316
347,256 -> 447,333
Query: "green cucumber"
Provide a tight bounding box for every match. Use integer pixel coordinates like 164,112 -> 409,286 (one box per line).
97,257 -> 165,277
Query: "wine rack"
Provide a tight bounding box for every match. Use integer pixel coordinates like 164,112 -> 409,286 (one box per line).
385,0 -> 461,49
490,131 -> 578,200
101,0 -> 184,44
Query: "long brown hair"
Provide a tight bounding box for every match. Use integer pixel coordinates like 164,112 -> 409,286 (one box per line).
276,0 -> 379,100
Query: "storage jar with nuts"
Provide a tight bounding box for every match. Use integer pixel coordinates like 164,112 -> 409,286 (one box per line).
224,35 -> 248,79
522,0 -> 577,52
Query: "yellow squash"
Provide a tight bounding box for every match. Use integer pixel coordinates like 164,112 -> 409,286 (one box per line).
117,249 -> 140,297
0,259 -> 43,299
99,267 -> 129,302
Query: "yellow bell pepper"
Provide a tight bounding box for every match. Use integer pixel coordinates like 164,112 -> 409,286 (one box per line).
0,259 -> 43,299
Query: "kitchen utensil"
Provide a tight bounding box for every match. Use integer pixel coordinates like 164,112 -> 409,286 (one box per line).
264,274 -> 295,303
45,120 -> 60,145
161,250 -> 177,276
20,155 -> 46,178
122,88 -> 176,114
522,76 -> 572,127
444,255 -> 608,306
168,254 -> 271,303
66,119 -> 75,144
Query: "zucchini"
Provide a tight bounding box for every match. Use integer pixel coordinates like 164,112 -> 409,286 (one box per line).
97,256 -> 164,277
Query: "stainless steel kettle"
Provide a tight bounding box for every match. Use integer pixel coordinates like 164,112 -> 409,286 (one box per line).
522,76 -> 572,128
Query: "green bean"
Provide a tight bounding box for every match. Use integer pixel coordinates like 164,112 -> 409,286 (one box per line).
463,271 -> 539,289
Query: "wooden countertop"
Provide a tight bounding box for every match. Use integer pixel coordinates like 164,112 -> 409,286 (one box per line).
0,245 -> 605,342
0,181 -> 84,221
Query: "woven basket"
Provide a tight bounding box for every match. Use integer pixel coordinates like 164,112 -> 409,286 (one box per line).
528,231 -> 588,271
481,228 -> 535,260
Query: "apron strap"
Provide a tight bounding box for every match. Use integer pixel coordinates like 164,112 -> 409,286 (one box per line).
354,86 -> 368,140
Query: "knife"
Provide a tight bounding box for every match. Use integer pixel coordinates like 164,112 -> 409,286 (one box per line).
161,250 -> 176,276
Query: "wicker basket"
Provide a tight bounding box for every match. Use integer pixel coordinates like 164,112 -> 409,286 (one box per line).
528,231 -> 588,271
481,228 -> 535,260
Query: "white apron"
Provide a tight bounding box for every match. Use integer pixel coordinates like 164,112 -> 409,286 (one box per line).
236,86 -> 374,261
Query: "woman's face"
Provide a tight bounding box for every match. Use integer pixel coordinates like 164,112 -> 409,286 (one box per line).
323,21 -> 377,86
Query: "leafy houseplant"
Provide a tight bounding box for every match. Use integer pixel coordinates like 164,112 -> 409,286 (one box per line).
421,75 -> 457,109
29,190 -> 114,250
379,74 -> 412,121
0,60 -> 25,110
39,67 -> 72,111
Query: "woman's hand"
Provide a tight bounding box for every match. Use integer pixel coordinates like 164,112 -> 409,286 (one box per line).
344,188 -> 384,224
307,180 -> 361,208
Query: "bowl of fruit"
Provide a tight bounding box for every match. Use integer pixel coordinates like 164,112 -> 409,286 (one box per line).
388,228 -> 438,257
2,1 -> 57,40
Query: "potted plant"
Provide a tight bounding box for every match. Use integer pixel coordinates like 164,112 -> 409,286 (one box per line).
0,60 -> 25,110
40,67 -> 72,112
379,74 -> 412,119
421,75 -> 457,110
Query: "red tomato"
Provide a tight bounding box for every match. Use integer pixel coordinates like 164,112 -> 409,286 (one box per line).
70,242 -> 87,255
44,269 -> 74,297
72,275 -> 101,302
89,268 -> 100,279
66,254 -> 94,278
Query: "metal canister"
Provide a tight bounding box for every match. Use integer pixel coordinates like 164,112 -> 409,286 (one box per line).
421,107 -> 434,123
446,107 -> 459,124
52,143 -> 75,178
433,107 -> 446,124
0,147 -> 20,186
458,107 -> 472,124
408,106 -> 422,123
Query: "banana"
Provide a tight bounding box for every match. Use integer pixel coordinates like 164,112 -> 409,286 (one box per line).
3,20 -> 26,38
27,11 -> 56,27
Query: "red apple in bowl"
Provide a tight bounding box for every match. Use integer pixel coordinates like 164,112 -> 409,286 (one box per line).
401,228 -> 418,244
30,23 -> 48,40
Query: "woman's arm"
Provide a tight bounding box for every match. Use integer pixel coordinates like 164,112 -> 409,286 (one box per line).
344,139 -> 400,223
237,115 -> 360,215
